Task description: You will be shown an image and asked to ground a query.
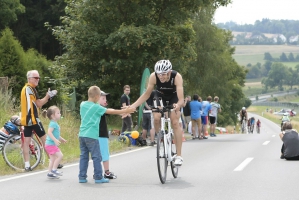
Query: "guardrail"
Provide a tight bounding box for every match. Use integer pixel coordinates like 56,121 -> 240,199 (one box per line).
252,101 -> 299,108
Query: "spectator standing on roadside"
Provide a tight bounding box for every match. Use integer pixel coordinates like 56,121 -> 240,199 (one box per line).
209,96 -> 221,137
20,70 -> 58,171
190,94 -> 202,139
142,91 -> 156,146
183,95 -> 191,133
201,96 -> 212,139
120,85 -> 133,132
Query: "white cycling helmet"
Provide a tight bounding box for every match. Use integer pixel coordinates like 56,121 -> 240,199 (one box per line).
154,60 -> 172,74
283,113 -> 288,116
242,107 -> 246,110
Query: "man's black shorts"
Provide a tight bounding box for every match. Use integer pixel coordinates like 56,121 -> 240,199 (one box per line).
24,122 -> 46,138
153,91 -> 178,107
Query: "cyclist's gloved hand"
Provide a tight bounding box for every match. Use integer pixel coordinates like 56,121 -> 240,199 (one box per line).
47,88 -> 58,99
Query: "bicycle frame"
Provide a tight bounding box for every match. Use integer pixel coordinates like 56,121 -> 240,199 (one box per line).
152,97 -> 178,184
241,119 -> 247,133
160,114 -> 175,162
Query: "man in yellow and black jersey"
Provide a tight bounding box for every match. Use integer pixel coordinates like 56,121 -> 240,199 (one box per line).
20,70 -> 57,171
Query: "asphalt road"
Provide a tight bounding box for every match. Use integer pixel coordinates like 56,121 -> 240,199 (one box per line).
0,113 -> 298,200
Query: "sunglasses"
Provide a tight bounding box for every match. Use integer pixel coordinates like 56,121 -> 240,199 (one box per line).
157,73 -> 167,77
30,77 -> 40,80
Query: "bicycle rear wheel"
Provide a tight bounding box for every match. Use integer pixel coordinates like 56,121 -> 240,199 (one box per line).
170,133 -> 178,178
157,131 -> 167,184
2,135 -> 42,171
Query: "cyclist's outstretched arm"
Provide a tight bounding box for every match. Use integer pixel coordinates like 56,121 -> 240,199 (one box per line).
131,73 -> 156,108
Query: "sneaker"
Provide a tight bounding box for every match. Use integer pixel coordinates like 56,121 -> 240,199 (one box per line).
25,167 -> 32,172
79,179 -> 87,183
104,172 -> 117,179
47,173 -> 59,179
57,164 -> 63,169
95,178 -> 109,183
280,154 -> 285,159
149,142 -> 155,146
51,170 -> 63,176
210,134 -> 214,137
192,137 -> 196,140
213,133 -> 217,137
174,156 -> 183,166
203,136 -> 208,139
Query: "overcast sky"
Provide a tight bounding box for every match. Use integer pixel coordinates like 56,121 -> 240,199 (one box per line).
214,0 -> 299,24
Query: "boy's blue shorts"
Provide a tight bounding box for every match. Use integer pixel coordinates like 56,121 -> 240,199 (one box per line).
98,137 -> 110,162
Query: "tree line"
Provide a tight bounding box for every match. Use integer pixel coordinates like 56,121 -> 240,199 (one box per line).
0,0 -> 251,126
247,52 -> 299,79
217,18 -> 299,38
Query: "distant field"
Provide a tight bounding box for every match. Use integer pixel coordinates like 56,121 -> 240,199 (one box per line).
233,45 -> 299,67
233,45 -> 299,55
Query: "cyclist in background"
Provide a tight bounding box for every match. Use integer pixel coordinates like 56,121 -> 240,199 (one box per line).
240,107 -> 248,126
247,118 -> 251,133
250,117 -> 255,133
131,60 -> 184,166
256,119 -> 261,133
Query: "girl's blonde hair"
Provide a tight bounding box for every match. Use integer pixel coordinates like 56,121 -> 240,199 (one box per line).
42,106 -> 60,119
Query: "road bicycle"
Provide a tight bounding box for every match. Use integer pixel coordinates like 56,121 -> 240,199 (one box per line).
241,119 -> 247,134
256,125 -> 260,134
2,126 -> 45,171
150,97 -> 178,184
249,124 -> 254,133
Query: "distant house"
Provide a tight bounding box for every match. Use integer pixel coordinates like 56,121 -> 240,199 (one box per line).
272,34 -> 287,43
289,35 -> 299,43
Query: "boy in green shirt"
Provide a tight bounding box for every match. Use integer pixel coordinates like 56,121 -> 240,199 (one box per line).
78,86 -> 135,183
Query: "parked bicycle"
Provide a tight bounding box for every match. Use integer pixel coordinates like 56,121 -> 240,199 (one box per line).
2,126 -> 45,171
150,97 -> 178,184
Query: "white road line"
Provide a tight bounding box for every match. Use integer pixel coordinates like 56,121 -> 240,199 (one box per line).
0,147 -> 151,183
263,141 -> 270,145
234,157 -> 254,171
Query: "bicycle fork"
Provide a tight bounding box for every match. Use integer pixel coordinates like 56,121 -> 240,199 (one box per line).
162,118 -> 175,162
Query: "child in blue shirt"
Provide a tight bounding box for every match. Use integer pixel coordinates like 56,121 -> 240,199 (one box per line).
44,106 -> 66,179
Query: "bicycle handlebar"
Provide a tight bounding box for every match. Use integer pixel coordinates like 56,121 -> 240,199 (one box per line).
148,97 -> 174,114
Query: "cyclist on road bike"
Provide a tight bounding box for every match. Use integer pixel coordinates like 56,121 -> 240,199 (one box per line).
131,60 -> 184,166
240,107 -> 248,124
256,119 -> 261,128
250,117 -> 255,133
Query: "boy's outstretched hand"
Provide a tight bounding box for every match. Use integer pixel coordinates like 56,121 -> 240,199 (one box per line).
120,106 -> 136,118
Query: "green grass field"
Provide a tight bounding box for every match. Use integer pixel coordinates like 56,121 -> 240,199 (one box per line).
233,45 -> 299,67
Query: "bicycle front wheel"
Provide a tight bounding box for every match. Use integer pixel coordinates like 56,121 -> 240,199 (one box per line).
170,133 -> 179,178
2,135 -> 42,171
157,131 -> 167,184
